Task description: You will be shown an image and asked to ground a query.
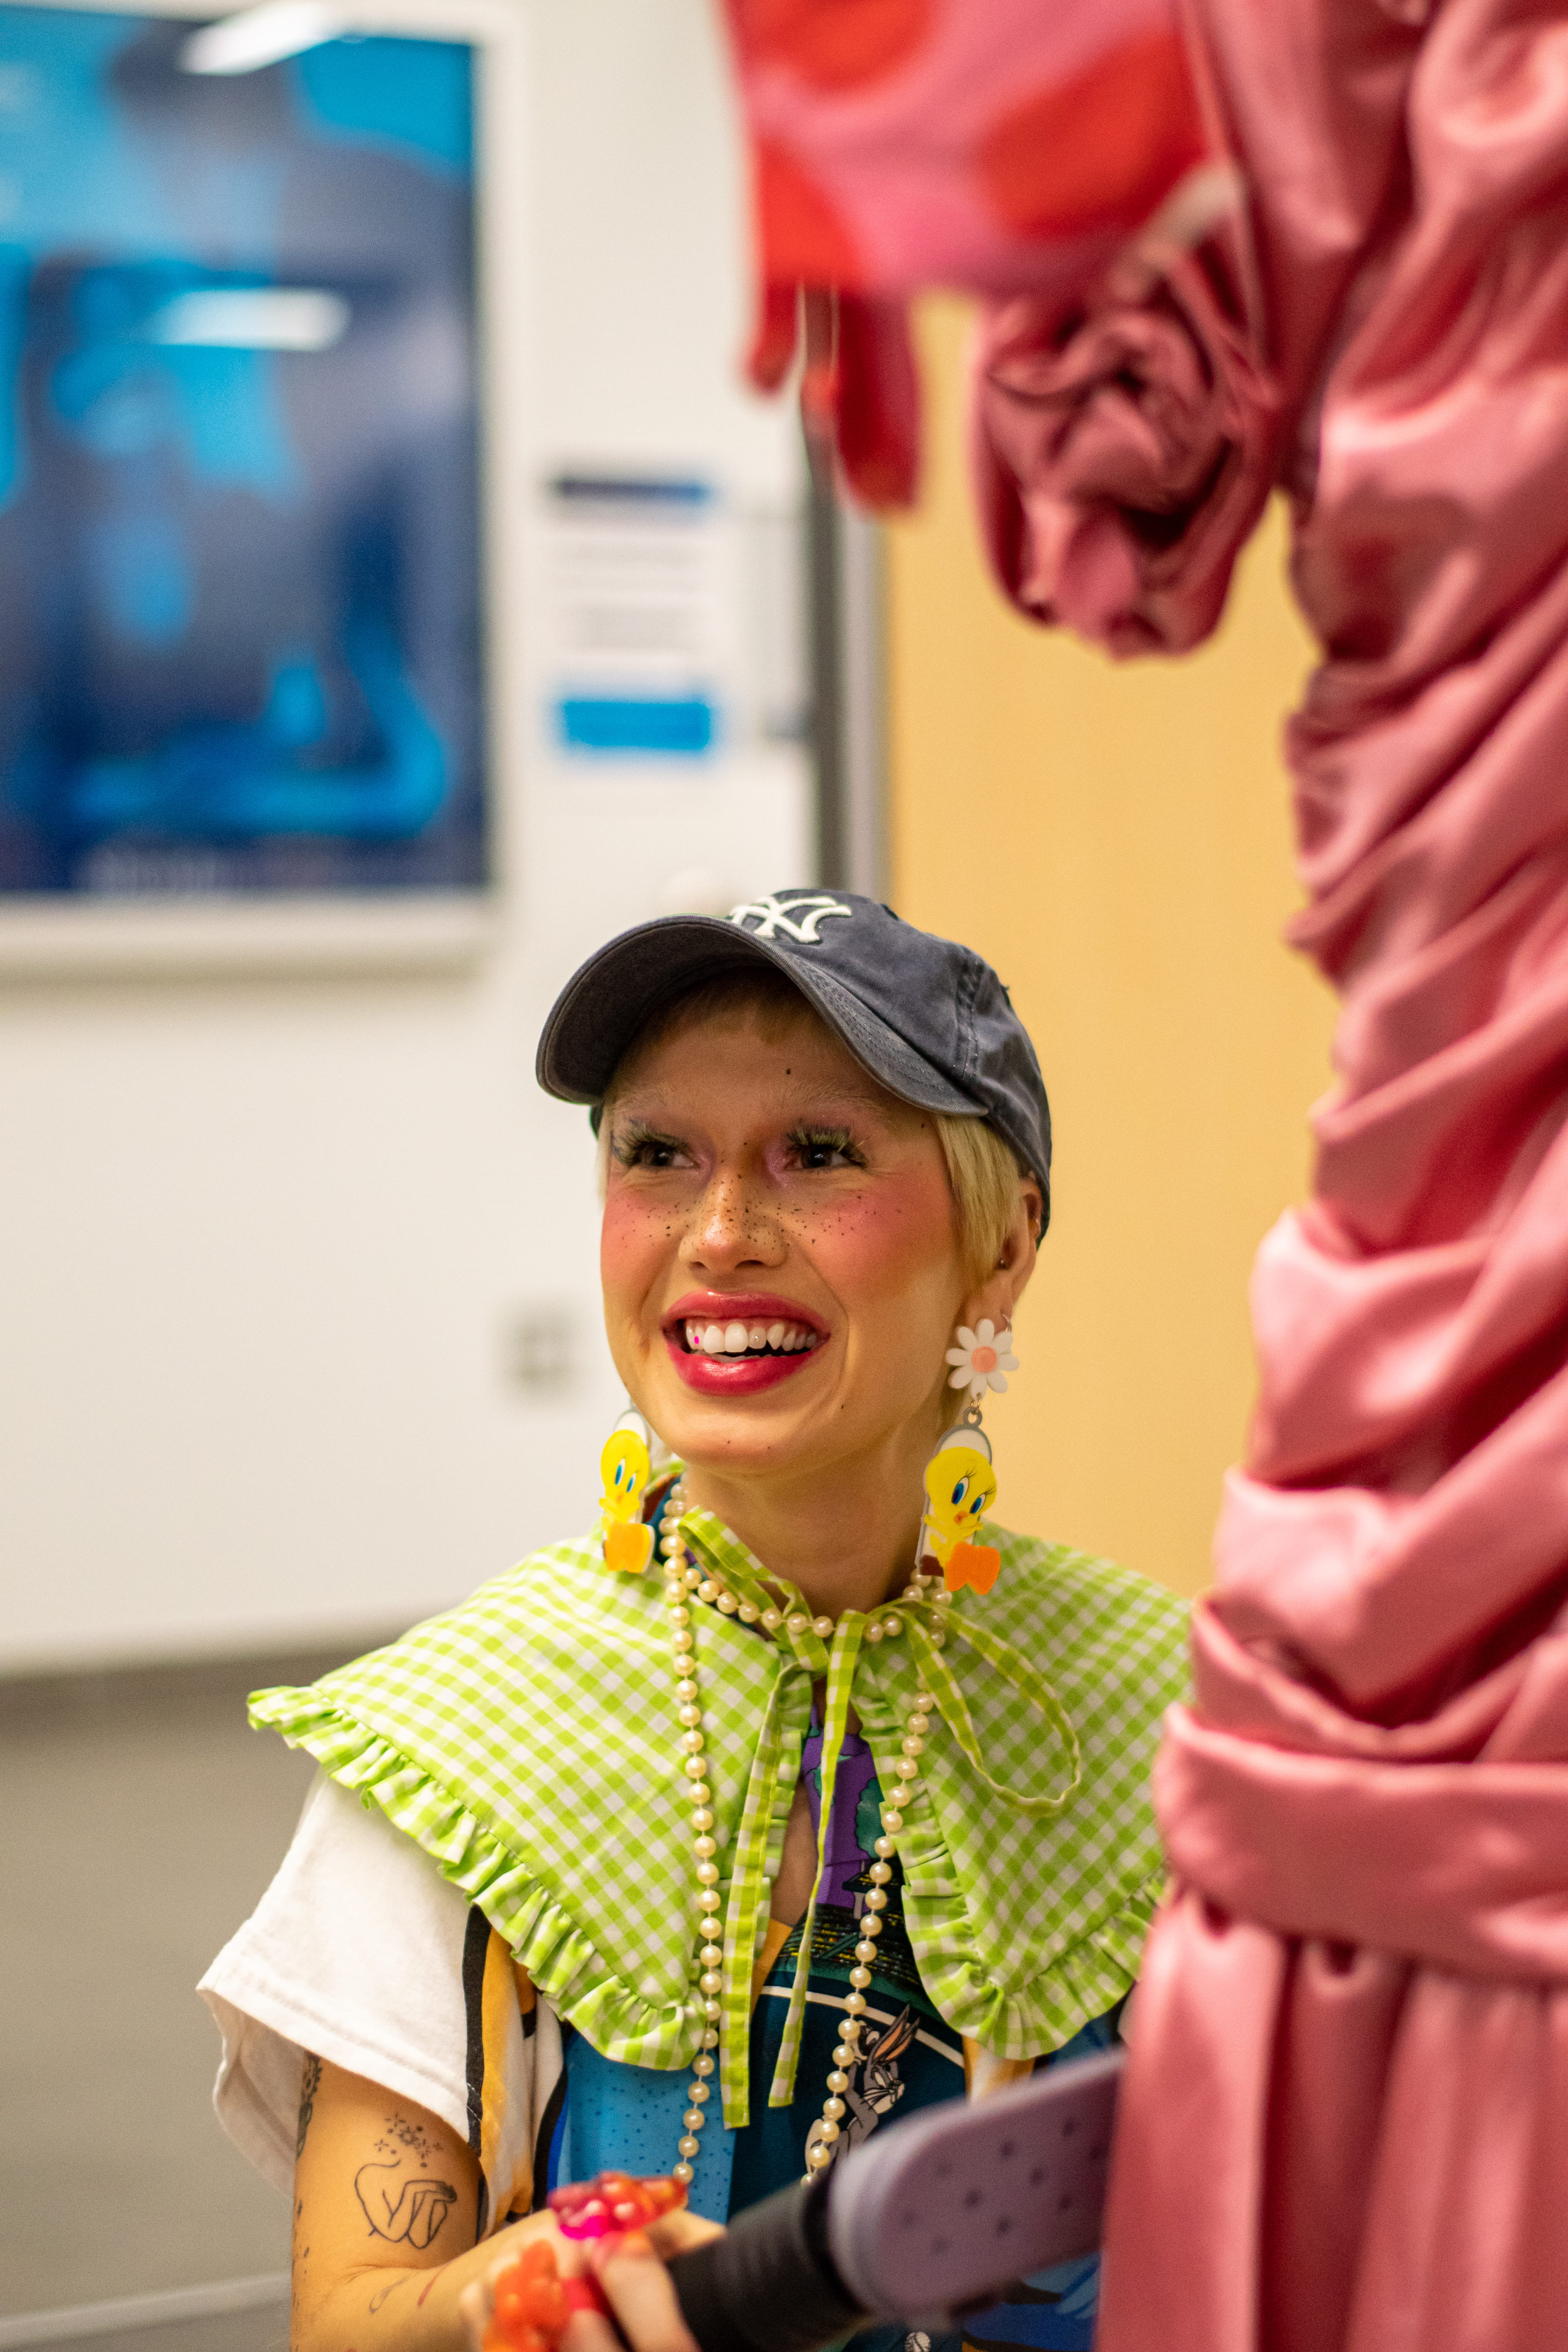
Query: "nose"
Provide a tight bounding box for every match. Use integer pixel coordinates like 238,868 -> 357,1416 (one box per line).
681,1162 -> 784,1274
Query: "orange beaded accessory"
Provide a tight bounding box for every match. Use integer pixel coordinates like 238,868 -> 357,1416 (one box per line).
482,2239 -> 569,2352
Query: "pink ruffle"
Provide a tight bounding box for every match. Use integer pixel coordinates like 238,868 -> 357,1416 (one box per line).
973,240 -> 1278,655
1158,1702 -> 1568,1983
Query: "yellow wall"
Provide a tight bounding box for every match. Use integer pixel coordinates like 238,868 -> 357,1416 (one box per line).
885,299 -> 1334,1599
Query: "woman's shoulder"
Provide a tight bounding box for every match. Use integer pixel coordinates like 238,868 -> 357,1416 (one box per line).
250,1532 -> 662,1741
373,1531 -> 658,1649
988,1525 -> 1190,1616
972,1525 -> 1191,1703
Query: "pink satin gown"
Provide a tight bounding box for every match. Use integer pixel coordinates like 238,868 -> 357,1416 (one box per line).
719,3 -> 1568,2345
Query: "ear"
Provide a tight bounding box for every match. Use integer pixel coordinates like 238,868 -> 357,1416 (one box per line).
959,1174 -> 1042,1337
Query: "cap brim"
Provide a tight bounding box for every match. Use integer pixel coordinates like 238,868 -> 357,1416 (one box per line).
536,916 -> 985,1119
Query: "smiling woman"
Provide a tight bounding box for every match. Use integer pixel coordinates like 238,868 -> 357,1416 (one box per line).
199,892 -> 1190,2352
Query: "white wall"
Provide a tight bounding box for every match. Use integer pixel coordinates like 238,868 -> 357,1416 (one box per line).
0,0 -> 811,1672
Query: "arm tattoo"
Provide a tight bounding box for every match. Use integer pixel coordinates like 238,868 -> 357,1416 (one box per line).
354,2164 -> 459,2249
296,2054 -> 324,2159
354,2111 -> 457,2250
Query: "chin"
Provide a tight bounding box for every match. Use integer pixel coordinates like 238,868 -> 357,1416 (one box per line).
651,1381 -> 822,1470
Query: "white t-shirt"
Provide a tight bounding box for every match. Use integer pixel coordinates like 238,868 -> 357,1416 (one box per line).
199,1772 -> 520,2193
201,1759 -> 1072,2246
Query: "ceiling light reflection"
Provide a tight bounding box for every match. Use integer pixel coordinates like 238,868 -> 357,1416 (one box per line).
179,1 -> 343,76
148,288 -> 351,350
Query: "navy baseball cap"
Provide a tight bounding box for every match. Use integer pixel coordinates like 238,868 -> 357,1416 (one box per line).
536,890 -> 1052,1230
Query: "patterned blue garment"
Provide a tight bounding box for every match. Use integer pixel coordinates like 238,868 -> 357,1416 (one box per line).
546,1703 -> 1124,2352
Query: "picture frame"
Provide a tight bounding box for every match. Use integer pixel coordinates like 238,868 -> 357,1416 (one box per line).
0,0 -> 527,976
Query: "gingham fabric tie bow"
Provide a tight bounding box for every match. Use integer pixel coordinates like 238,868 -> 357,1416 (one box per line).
678,1508 -> 1082,2123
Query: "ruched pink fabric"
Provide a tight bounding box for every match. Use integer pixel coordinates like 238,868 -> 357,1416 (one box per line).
720,0 -> 1568,2341
1078,5 -> 1568,2345
975,234 -> 1279,656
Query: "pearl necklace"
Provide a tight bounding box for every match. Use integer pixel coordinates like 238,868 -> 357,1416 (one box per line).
658,1477 -> 947,2185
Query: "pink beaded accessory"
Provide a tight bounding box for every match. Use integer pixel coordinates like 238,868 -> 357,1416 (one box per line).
549,2171 -> 687,2239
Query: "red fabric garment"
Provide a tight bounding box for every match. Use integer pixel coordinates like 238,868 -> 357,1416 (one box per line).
718,0 -> 1568,2342
718,0 -> 1207,502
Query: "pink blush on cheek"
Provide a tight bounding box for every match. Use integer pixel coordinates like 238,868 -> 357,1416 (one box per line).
790,1160 -> 958,1297
599,1191 -> 677,1325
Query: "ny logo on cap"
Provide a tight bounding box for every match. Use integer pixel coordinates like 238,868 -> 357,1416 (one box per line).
728,893 -> 853,945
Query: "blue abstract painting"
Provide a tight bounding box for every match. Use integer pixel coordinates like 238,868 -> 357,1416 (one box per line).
0,7 -> 484,897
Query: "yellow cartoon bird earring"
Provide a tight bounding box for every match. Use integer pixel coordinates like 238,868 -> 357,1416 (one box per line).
598,1408 -> 655,1574
921,1426 -> 1000,1594
919,1320 -> 1018,1595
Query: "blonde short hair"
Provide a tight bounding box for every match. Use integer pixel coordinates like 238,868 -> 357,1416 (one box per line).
595,968 -> 1035,1284
932,1109 -> 1032,1284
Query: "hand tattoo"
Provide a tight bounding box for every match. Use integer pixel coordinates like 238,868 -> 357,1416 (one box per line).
296,2054 -> 323,2159
354,2160 -> 458,2249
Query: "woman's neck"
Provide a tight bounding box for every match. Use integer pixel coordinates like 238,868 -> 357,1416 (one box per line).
680,1433 -> 935,1618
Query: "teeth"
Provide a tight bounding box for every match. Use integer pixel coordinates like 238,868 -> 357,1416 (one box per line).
682,1317 -> 823,1356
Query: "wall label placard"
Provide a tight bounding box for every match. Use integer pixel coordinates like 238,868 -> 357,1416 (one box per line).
543,473 -> 731,760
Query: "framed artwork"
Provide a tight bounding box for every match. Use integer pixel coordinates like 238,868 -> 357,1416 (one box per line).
0,0 -> 512,971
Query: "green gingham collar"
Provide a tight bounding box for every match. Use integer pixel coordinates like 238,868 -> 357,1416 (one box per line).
250,1508 -> 1187,2128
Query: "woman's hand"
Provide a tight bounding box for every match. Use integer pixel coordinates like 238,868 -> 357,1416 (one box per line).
460,2210 -> 722,2352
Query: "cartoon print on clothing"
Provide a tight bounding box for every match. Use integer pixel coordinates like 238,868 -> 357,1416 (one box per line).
804,2005 -> 917,2172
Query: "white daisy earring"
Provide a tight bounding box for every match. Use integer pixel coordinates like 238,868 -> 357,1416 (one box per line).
946,1318 -> 1018,1404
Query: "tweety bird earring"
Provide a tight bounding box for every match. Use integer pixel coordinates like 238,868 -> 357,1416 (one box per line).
598,1408 -> 654,1573
921,1424 -> 1001,1594
919,1321 -> 1018,1595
